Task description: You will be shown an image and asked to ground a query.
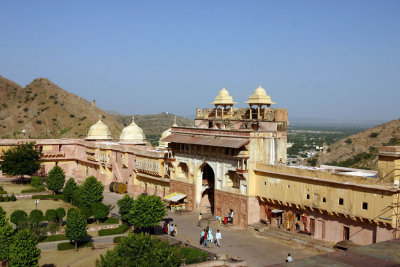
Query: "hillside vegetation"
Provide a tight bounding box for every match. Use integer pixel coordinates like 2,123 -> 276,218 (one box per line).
317,118 -> 400,170
0,75 -> 193,141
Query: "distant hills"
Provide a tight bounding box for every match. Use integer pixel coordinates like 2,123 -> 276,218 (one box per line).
317,118 -> 400,170
0,75 -> 193,140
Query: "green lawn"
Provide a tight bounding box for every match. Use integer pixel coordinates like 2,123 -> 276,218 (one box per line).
0,198 -> 74,216
0,182 -> 38,194
181,247 -> 209,264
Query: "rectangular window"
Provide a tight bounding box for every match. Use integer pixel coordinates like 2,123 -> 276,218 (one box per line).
362,202 -> 368,210
322,197 -> 326,203
339,198 -> 344,205
306,194 -> 310,199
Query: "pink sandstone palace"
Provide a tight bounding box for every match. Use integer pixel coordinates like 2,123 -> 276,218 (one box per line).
1,86 -> 399,246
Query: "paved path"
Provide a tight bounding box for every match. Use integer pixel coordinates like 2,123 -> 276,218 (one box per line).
164,211 -> 324,267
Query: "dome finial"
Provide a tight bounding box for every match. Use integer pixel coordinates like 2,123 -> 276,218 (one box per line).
98,114 -> 102,121
132,116 -> 135,123
173,115 -> 177,127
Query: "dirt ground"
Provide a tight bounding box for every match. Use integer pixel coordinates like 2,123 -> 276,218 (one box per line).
39,245 -> 115,266
0,199 -> 74,216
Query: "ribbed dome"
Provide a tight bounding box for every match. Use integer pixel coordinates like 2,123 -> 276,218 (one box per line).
210,87 -> 237,105
119,116 -> 146,144
86,116 -> 112,141
245,85 -> 276,106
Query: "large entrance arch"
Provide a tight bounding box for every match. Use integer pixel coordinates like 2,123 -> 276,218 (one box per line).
201,163 -> 215,214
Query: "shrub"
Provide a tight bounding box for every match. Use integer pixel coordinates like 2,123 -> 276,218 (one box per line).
0,185 -> 7,194
345,138 -> 352,144
369,132 -> 379,138
10,210 -> 28,226
45,209 -> 58,222
56,207 -> 66,224
98,223 -> 129,236
47,222 -> 60,235
30,176 -> 43,188
35,120 -> 42,124
0,195 -> 3,202
29,210 -> 44,225
10,193 -> 16,201
3,195 -> 9,202
113,236 -> 124,243
57,241 -> 93,251
93,203 -> 109,222
69,114 -> 75,118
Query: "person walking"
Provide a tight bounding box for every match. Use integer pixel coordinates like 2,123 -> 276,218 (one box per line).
215,230 -> 222,247
208,228 -> 213,244
286,253 -> 293,263
200,229 -> 205,245
174,225 -> 178,236
203,229 -> 208,247
170,223 -> 175,236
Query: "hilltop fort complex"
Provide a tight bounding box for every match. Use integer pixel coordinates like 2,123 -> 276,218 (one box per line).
0,86 -> 399,246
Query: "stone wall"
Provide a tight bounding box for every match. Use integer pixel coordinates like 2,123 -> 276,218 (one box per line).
214,189 -> 248,228
170,179 -> 195,211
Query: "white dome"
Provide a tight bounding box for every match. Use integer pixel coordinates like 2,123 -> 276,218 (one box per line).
158,117 -> 177,148
119,116 -> 146,144
86,116 -> 112,141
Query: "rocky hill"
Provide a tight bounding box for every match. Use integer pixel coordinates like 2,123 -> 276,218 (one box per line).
0,75 -> 193,141
114,113 -> 194,136
317,118 -> 400,170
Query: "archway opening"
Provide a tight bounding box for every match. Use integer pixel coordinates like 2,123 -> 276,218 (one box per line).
201,163 -> 215,214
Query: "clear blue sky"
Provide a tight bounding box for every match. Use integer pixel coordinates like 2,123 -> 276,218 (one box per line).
1,0 -> 399,121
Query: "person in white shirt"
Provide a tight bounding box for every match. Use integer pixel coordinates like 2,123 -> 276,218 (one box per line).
215,230 -> 222,247
286,253 -> 293,263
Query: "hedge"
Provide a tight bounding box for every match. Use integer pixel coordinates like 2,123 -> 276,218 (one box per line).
32,194 -> 64,200
98,223 -> 129,236
57,241 -> 93,251
41,234 -> 68,243
104,217 -> 119,224
21,186 -> 45,193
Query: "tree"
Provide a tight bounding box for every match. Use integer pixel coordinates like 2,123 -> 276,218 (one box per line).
96,233 -> 182,267
93,202 -> 109,222
29,210 -> 44,226
46,166 -> 65,194
56,207 -> 66,225
65,210 -> 87,251
10,210 -> 28,229
63,178 -> 78,203
0,142 -> 41,182
0,207 -> 14,261
9,229 -> 41,267
45,209 -> 58,223
117,194 -> 135,224
78,176 -> 104,208
128,195 -> 166,231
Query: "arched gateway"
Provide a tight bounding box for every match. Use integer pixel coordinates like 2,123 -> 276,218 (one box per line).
200,163 -> 215,214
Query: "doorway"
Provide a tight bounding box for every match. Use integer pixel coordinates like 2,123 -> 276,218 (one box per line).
343,226 -> 350,240
201,163 -> 215,214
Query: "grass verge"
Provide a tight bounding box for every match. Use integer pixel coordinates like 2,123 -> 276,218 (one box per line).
181,247 -> 208,264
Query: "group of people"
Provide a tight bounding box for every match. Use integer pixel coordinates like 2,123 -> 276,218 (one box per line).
163,221 -> 178,237
200,227 -> 222,247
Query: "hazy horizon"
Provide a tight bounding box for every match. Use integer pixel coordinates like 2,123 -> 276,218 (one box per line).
1,1 -> 399,122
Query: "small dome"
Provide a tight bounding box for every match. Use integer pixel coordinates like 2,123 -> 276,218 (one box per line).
119,116 -> 146,144
210,87 -> 237,105
245,85 -> 276,106
86,116 -> 112,141
158,117 -> 177,148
